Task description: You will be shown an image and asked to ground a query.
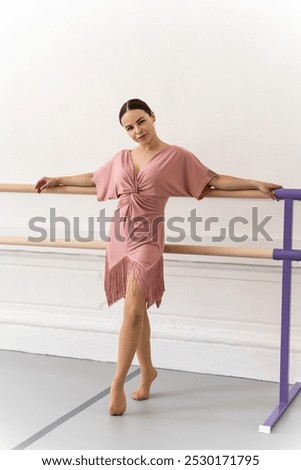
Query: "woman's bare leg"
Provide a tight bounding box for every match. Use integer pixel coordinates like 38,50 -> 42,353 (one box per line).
132,310 -> 158,400
109,272 -> 147,416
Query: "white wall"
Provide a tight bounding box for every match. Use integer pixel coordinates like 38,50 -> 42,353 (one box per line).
1,0 -> 301,381
1,0 -> 301,182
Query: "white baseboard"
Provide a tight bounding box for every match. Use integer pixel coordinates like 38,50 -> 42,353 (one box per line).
0,248 -> 301,383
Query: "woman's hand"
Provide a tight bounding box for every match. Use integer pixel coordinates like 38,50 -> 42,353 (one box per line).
257,182 -> 283,200
35,176 -> 60,193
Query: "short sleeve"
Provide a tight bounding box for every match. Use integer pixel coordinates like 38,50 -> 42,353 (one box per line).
163,147 -> 216,200
92,155 -> 118,201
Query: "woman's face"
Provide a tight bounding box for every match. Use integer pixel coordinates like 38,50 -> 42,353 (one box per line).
121,109 -> 156,145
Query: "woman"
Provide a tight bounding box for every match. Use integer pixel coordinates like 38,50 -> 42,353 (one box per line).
35,98 -> 281,416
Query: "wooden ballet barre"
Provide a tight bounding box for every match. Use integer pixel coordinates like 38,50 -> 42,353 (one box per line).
0,183 -> 96,195
163,244 -> 273,258
0,183 -> 273,199
0,236 -> 274,258
0,237 -> 106,250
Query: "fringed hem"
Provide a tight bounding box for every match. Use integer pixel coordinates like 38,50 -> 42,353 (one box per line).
104,255 -> 165,309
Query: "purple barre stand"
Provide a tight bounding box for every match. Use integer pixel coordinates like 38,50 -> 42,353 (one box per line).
259,189 -> 301,433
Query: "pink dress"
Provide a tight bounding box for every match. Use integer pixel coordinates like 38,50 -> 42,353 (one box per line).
93,145 -> 216,309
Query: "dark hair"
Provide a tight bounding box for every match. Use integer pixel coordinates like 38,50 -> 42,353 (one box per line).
119,98 -> 152,125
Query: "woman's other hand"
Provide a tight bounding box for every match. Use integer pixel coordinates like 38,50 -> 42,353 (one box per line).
35,176 -> 60,193
258,182 -> 283,200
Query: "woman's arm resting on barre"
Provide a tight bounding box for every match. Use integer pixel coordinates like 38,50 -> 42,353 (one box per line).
35,173 -> 95,193
210,174 -> 282,199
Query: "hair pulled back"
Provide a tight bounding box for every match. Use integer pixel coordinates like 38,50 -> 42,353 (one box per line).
119,98 -> 152,125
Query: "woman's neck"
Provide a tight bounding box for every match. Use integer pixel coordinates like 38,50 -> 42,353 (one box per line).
136,137 -> 169,154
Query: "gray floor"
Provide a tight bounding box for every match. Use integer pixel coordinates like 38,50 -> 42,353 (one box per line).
0,350 -> 300,450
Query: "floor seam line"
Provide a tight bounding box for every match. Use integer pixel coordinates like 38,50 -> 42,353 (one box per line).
11,368 -> 140,450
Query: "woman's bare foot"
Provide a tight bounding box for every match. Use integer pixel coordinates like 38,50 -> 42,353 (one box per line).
132,368 -> 158,401
109,384 -> 126,416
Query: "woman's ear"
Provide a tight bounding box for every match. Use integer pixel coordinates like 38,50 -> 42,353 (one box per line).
151,111 -> 156,122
